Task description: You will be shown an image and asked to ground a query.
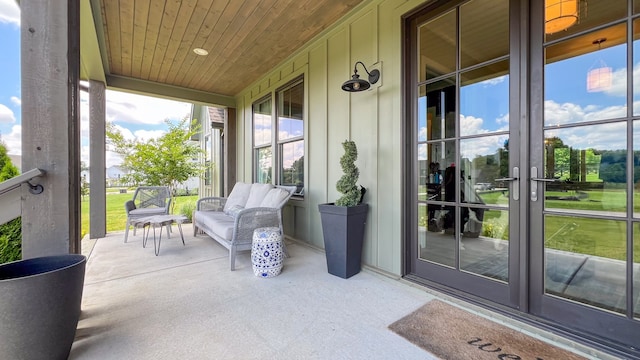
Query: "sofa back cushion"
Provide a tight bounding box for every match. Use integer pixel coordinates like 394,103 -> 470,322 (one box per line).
223,182 -> 252,213
260,188 -> 291,208
245,183 -> 275,208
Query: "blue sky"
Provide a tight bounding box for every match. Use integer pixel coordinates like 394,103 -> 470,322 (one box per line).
419,41 -> 635,162
0,0 -> 192,168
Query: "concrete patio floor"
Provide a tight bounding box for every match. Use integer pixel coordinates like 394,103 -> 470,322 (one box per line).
70,224 -> 614,360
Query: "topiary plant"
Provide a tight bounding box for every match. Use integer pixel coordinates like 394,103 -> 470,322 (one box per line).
335,140 -> 365,207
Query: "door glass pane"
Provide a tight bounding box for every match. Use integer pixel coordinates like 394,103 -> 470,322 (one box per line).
633,19 -> 640,116
544,123 -> 627,215
460,61 -> 510,136
419,10 -> 456,81
421,78 -> 456,140
634,222 -> 640,319
545,0 -> 626,42
545,215 -> 627,315
633,120 -> 640,217
419,203 -> 456,268
461,209 -> 509,282
459,136 -> 510,282
545,24 -> 627,126
460,0 -> 509,69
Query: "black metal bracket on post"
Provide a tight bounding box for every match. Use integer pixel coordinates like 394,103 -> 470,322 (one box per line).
27,181 -> 44,195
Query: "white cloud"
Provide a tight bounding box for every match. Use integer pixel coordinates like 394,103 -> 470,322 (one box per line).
460,134 -> 509,160
0,0 -> 19,25
479,75 -> 507,86
105,90 -> 191,126
133,129 -> 166,141
544,99 -> 626,126
0,103 -> 16,123
0,124 -> 21,155
460,115 -> 489,136
10,96 -> 20,106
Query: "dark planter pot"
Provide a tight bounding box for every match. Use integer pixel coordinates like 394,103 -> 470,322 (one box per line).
318,203 -> 368,279
0,254 -> 87,360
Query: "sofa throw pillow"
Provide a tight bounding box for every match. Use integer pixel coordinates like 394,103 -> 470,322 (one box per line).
223,182 -> 252,213
224,205 -> 244,218
260,188 -> 290,208
245,183 -> 275,208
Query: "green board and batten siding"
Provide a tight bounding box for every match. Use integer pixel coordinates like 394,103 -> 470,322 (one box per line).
233,0 -> 431,275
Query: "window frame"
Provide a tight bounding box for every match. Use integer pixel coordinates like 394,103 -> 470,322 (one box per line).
251,76 -> 305,197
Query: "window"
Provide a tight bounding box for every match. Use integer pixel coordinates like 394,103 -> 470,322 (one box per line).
252,78 -> 304,195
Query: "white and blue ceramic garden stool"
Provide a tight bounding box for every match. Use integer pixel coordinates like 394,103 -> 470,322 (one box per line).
251,227 -> 284,278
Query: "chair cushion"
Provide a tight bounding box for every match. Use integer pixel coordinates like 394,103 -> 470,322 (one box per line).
245,183 -> 275,208
223,182 -> 252,213
260,188 -> 290,208
196,211 -> 235,242
129,207 -> 167,216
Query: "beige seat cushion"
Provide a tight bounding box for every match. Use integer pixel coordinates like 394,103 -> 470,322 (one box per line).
223,182 -> 252,213
245,183 -> 275,208
260,188 -> 290,208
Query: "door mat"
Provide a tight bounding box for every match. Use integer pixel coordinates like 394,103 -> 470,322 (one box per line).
388,300 -> 586,360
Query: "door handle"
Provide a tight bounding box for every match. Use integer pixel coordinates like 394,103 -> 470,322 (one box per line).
495,167 -> 519,201
531,177 -> 559,183
531,167 -> 542,201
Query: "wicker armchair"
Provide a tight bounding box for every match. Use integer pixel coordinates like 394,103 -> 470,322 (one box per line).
124,186 -> 171,243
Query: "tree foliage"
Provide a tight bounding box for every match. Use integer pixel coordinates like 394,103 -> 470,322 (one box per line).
106,117 -> 205,211
0,141 -> 21,263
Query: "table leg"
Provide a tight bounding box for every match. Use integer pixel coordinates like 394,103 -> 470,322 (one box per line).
154,224 -> 165,256
177,223 -> 185,246
142,224 -> 150,248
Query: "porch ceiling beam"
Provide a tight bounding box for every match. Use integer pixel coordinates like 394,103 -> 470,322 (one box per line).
106,75 -> 236,108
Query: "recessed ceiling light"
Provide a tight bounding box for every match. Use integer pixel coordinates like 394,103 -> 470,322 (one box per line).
193,48 -> 209,56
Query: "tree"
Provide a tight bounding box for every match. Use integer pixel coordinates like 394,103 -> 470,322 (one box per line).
106,117 -> 205,212
0,141 -> 21,263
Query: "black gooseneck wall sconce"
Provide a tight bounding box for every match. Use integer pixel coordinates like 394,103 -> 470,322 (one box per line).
341,61 -> 380,92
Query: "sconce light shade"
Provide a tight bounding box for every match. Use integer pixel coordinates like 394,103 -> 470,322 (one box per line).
545,0 -> 578,34
342,61 -> 380,92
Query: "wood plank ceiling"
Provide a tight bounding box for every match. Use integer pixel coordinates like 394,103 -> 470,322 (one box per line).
97,0 -> 364,97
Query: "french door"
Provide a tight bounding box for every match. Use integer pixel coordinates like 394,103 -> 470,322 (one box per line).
406,0 -> 640,351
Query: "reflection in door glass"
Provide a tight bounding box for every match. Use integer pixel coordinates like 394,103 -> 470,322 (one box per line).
419,79 -> 456,140
545,215 -> 627,315
460,61 -> 509,136
419,203 -> 455,268
458,136 -> 510,282
633,224 -> 640,319
543,122 -> 627,215
419,10 -> 456,81
545,24 -> 627,126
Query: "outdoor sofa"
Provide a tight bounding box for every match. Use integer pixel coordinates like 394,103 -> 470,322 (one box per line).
193,182 -> 297,270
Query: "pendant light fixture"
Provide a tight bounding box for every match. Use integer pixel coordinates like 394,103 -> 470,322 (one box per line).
545,0 -> 579,34
586,38 -> 612,93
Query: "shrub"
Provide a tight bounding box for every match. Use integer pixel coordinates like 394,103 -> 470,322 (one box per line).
179,202 -> 196,223
0,218 -> 22,263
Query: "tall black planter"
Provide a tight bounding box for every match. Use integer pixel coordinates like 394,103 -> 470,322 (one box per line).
0,254 -> 87,360
318,203 -> 368,279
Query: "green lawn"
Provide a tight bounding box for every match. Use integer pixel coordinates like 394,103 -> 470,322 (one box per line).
80,191 -> 199,238
418,188 -> 640,262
